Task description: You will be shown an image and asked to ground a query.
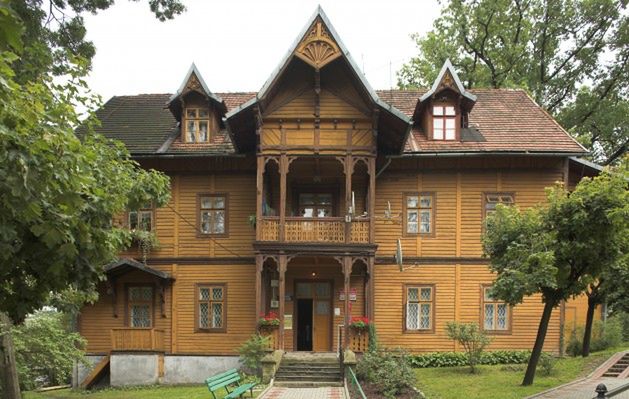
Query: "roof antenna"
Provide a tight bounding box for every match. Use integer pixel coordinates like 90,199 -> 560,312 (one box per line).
389,60 -> 393,91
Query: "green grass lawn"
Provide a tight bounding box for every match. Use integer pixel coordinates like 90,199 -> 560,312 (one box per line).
414,345 -> 629,399
24,384 -> 263,399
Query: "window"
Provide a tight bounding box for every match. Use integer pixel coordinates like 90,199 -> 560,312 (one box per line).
127,285 -> 153,327
405,285 -> 434,332
197,284 -> 226,332
405,193 -> 434,235
483,193 -> 515,221
185,108 -> 210,143
482,286 -> 510,332
299,193 -> 333,218
432,105 -> 456,140
128,203 -> 153,231
198,194 -> 227,235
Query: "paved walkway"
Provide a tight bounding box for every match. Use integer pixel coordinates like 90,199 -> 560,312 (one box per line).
530,350 -> 629,399
532,377 -> 628,398
260,387 -> 345,399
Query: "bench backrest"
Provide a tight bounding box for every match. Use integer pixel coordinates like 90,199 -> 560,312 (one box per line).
206,370 -> 241,392
205,368 -> 238,384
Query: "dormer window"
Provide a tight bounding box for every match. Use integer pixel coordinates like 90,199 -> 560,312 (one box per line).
185,108 -> 210,143
432,105 -> 456,140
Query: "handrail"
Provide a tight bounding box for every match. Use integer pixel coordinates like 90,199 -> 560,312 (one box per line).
347,366 -> 367,399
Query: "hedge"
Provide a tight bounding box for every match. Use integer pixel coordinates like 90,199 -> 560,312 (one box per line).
408,350 -> 533,368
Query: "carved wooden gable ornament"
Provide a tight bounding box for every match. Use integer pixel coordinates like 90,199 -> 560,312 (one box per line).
294,18 -> 341,69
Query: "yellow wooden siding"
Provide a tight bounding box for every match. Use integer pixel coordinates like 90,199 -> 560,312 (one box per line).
173,264 -> 256,355
374,165 -> 565,258
79,268 -> 173,354
375,264 -> 561,353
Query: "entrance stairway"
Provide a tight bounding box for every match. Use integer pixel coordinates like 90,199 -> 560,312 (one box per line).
602,353 -> 629,378
274,352 -> 343,388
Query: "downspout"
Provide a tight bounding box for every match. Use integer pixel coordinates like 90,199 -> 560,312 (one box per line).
375,157 -> 392,179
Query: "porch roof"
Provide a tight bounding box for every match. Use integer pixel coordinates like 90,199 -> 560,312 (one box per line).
104,258 -> 174,281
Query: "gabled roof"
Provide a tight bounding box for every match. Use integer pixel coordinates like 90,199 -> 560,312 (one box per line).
420,59 -> 477,103
168,63 -> 223,105
104,258 -> 174,280
225,6 -> 411,125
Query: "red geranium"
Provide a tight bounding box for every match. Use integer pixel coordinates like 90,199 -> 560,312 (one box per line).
349,316 -> 369,329
258,311 -> 280,327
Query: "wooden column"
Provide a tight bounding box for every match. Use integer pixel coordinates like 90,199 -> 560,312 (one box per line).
368,157 -> 376,243
278,254 -> 287,350
256,157 -> 264,240
344,155 -> 353,243
343,256 -> 352,349
279,155 -> 287,242
255,255 -> 263,329
367,257 -> 375,321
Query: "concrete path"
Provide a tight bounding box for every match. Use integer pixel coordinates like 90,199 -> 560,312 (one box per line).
260,386 -> 345,399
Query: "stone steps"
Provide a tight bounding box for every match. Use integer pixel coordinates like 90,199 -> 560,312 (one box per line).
274,353 -> 342,388
602,354 -> 629,377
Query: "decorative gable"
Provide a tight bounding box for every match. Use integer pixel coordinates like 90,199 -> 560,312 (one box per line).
294,17 -> 341,69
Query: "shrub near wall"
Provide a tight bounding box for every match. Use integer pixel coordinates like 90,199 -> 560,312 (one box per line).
408,350 -> 532,368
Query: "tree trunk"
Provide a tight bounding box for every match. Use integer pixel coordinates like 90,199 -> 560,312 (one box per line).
582,296 -> 597,357
522,300 -> 555,386
0,312 -> 21,399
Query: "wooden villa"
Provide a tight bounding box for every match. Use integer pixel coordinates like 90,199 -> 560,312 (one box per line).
75,6 -> 601,387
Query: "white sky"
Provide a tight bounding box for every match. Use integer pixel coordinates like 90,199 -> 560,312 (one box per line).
83,0 -> 442,102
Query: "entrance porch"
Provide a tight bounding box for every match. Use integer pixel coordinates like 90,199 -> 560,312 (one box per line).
254,254 -> 374,353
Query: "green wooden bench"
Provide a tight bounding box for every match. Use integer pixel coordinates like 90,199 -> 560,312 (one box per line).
205,368 -> 257,399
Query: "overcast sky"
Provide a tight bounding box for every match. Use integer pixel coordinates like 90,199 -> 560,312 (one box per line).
82,0 -> 442,102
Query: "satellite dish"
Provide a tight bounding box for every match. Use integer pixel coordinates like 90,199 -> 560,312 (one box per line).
396,239 -> 404,272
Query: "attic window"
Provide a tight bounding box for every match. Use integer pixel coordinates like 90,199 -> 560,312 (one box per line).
185,108 -> 210,143
432,105 -> 456,140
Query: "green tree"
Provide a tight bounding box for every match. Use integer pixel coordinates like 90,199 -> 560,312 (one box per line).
482,170 -> 628,385
581,251 -> 629,357
398,0 -> 628,165
12,311 -> 86,390
0,0 -> 183,396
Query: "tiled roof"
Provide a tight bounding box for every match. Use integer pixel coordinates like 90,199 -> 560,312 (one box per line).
376,88 -> 586,154
91,89 -> 585,156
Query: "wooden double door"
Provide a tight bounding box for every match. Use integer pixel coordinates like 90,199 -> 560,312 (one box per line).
294,281 -> 332,352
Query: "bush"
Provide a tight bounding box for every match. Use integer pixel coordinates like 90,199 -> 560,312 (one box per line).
11,311 -> 86,390
566,328 -> 583,357
367,323 -> 379,353
538,352 -> 556,376
615,311 -> 629,341
445,322 -> 491,373
236,334 -> 270,377
408,350 -> 532,368
356,348 -> 416,399
566,316 -> 624,356
591,318 -> 623,351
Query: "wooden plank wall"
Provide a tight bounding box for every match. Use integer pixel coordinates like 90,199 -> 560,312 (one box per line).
373,156 -> 566,353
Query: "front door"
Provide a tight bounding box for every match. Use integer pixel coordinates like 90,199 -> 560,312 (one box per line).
295,281 -> 332,352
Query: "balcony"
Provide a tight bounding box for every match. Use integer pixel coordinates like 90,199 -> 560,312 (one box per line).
259,216 -> 370,244
110,328 -> 165,352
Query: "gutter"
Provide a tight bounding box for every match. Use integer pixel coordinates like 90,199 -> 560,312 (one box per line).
388,151 -> 586,158
131,153 -> 248,159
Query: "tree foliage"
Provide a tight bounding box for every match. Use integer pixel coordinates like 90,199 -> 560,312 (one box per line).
482,169 -> 628,384
0,0 -> 181,396
398,0 -> 628,165
11,311 -> 86,390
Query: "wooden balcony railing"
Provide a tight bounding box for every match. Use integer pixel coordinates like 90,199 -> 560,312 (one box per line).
111,328 -> 165,352
259,217 -> 370,244
349,328 -> 369,353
